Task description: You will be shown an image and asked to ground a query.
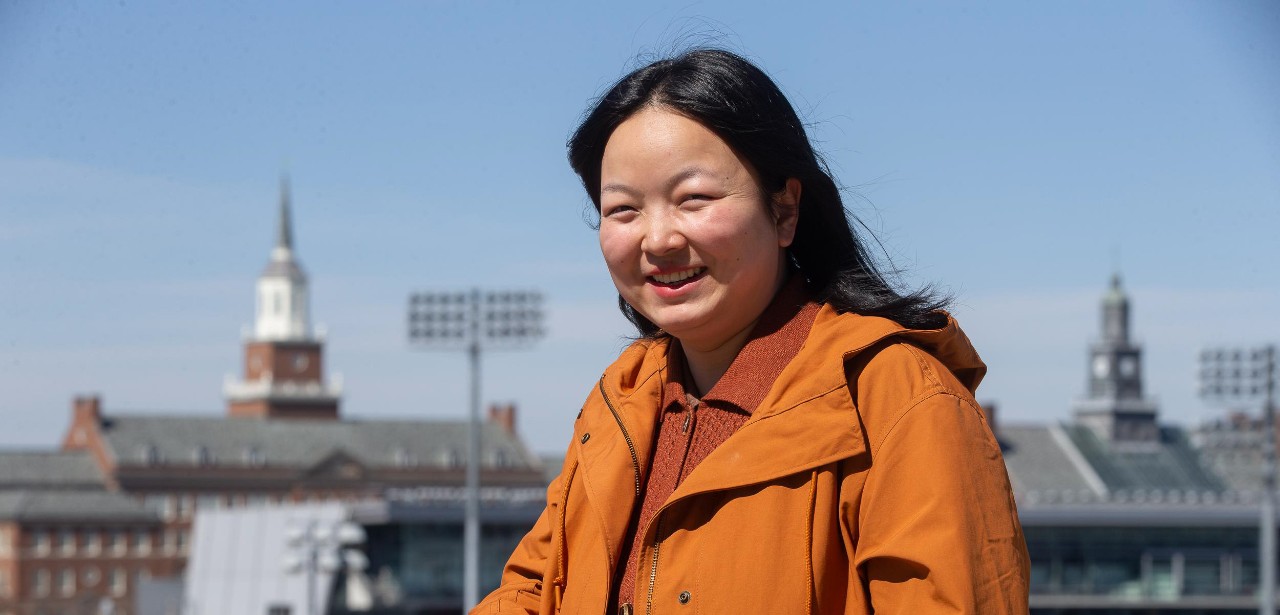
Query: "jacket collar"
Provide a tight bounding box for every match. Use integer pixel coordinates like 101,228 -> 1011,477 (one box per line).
579,305 -> 986,528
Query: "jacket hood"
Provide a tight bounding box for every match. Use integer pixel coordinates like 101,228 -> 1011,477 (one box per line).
861,310 -> 986,393
600,305 -> 985,408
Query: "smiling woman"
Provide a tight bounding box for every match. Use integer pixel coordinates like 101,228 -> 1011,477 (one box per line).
597,109 -> 800,390
473,49 -> 1030,615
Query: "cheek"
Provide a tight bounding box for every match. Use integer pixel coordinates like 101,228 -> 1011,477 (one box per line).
598,229 -> 636,273
690,208 -> 776,256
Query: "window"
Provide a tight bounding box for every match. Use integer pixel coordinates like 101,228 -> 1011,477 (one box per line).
440,448 -> 462,468
109,530 -> 126,556
32,530 -> 49,556
140,445 -> 160,466
267,606 -> 292,615
57,529 -> 75,555
244,447 -> 266,467
163,530 -> 176,555
83,530 -> 100,555
194,446 -> 213,466
58,568 -> 74,596
175,495 -> 192,519
133,529 -> 150,556
32,569 -> 49,597
111,568 -> 127,597
393,447 -> 415,467
82,567 -> 100,588
491,449 -> 512,468
176,530 -> 189,554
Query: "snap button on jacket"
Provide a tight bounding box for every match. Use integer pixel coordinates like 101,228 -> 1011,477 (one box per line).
472,306 -> 1031,615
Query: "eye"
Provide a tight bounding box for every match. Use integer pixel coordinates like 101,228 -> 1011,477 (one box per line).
602,203 -> 637,218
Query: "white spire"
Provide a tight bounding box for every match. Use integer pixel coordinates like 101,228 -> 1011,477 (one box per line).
254,175 -> 312,341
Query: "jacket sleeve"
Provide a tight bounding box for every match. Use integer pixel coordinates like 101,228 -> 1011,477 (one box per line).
470,451 -> 574,615
851,391 -> 1030,614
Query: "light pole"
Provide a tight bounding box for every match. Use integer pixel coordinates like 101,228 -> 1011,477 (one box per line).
1201,344 -> 1277,614
283,519 -> 368,615
408,289 -> 544,613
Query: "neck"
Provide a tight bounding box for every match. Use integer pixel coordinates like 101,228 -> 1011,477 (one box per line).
681,324 -> 756,395
678,264 -> 791,394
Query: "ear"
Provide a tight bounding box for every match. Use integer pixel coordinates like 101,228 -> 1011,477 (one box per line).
772,178 -> 801,248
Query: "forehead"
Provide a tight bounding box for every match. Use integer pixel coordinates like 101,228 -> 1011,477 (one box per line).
600,108 -> 752,187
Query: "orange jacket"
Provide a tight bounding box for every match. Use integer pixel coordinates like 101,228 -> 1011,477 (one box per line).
474,306 -> 1030,615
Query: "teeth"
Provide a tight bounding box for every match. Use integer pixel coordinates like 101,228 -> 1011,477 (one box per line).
652,268 -> 704,284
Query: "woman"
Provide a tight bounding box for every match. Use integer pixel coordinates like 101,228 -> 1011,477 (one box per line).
474,49 -> 1029,615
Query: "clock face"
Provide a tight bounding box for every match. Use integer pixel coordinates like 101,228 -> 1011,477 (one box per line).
1119,356 -> 1137,378
292,354 -> 310,372
1093,355 -> 1110,378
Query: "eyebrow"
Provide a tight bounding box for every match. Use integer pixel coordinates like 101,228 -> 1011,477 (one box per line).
600,166 -> 717,197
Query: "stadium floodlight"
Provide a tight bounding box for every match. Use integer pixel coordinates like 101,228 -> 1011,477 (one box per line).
1200,344 -> 1276,615
408,289 -> 544,613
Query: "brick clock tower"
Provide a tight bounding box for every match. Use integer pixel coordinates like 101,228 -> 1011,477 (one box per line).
1073,273 -> 1159,444
224,177 -> 342,419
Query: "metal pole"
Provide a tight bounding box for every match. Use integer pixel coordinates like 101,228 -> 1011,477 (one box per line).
307,521 -> 317,615
463,288 -> 481,613
1264,345 -> 1277,615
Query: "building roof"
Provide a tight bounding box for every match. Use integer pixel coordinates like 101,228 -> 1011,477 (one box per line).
1001,421 -> 1229,510
98,414 -> 542,472
0,451 -> 105,489
1062,424 -> 1225,493
999,424 -> 1099,495
0,489 -> 158,522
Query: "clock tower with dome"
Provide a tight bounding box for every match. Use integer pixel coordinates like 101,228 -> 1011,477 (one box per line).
224,176 -> 342,419
1073,273 -> 1159,443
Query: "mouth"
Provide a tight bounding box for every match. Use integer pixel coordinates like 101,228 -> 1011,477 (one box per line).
647,267 -> 706,287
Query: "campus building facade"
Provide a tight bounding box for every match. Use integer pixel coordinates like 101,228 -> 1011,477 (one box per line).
0,182 -> 546,615
1001,275 -> 1272,614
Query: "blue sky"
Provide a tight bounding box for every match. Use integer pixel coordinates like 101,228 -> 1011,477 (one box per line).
1,1 -> 1277,453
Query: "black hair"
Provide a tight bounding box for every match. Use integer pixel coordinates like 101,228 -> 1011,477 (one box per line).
568,48 -> 949,336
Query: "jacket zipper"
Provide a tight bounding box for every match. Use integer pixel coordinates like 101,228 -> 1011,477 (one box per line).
598,378 -> 642,498
645,516 -> 664,615
600,378 -> 658,614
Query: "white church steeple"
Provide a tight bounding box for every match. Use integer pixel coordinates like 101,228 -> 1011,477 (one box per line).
254,176 -> 312,341
225,176 -> 341,420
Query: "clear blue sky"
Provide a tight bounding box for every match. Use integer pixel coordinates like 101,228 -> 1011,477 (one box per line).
1,1 -> 1277,453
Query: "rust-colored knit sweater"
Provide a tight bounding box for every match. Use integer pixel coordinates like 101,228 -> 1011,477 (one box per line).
611,277 -> 819,613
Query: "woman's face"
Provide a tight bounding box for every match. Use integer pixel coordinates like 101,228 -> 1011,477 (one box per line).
597,107 -> 799,351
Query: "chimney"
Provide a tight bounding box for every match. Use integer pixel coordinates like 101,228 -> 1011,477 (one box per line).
488,403 -> 516,434
63,394 -> 103,451
73,395 -> 102,423
978,400 -> 998,438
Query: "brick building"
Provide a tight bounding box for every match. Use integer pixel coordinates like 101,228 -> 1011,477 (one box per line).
0,180 -> 545,614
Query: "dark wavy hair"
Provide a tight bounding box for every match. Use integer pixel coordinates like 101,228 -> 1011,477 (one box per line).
568,49 -> 949,336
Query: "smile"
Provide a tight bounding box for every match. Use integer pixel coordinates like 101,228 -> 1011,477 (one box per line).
648,268 -> 706,285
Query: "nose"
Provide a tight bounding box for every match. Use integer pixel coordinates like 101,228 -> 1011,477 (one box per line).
641,209 -> 686,256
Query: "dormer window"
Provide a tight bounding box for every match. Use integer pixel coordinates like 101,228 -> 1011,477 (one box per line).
439,448 -> 462,469
140,445 -> 160,466
193,446 -> 213,466
392,447 -> 415,468
491,449 -> 512,468
244,446 -> 266,467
